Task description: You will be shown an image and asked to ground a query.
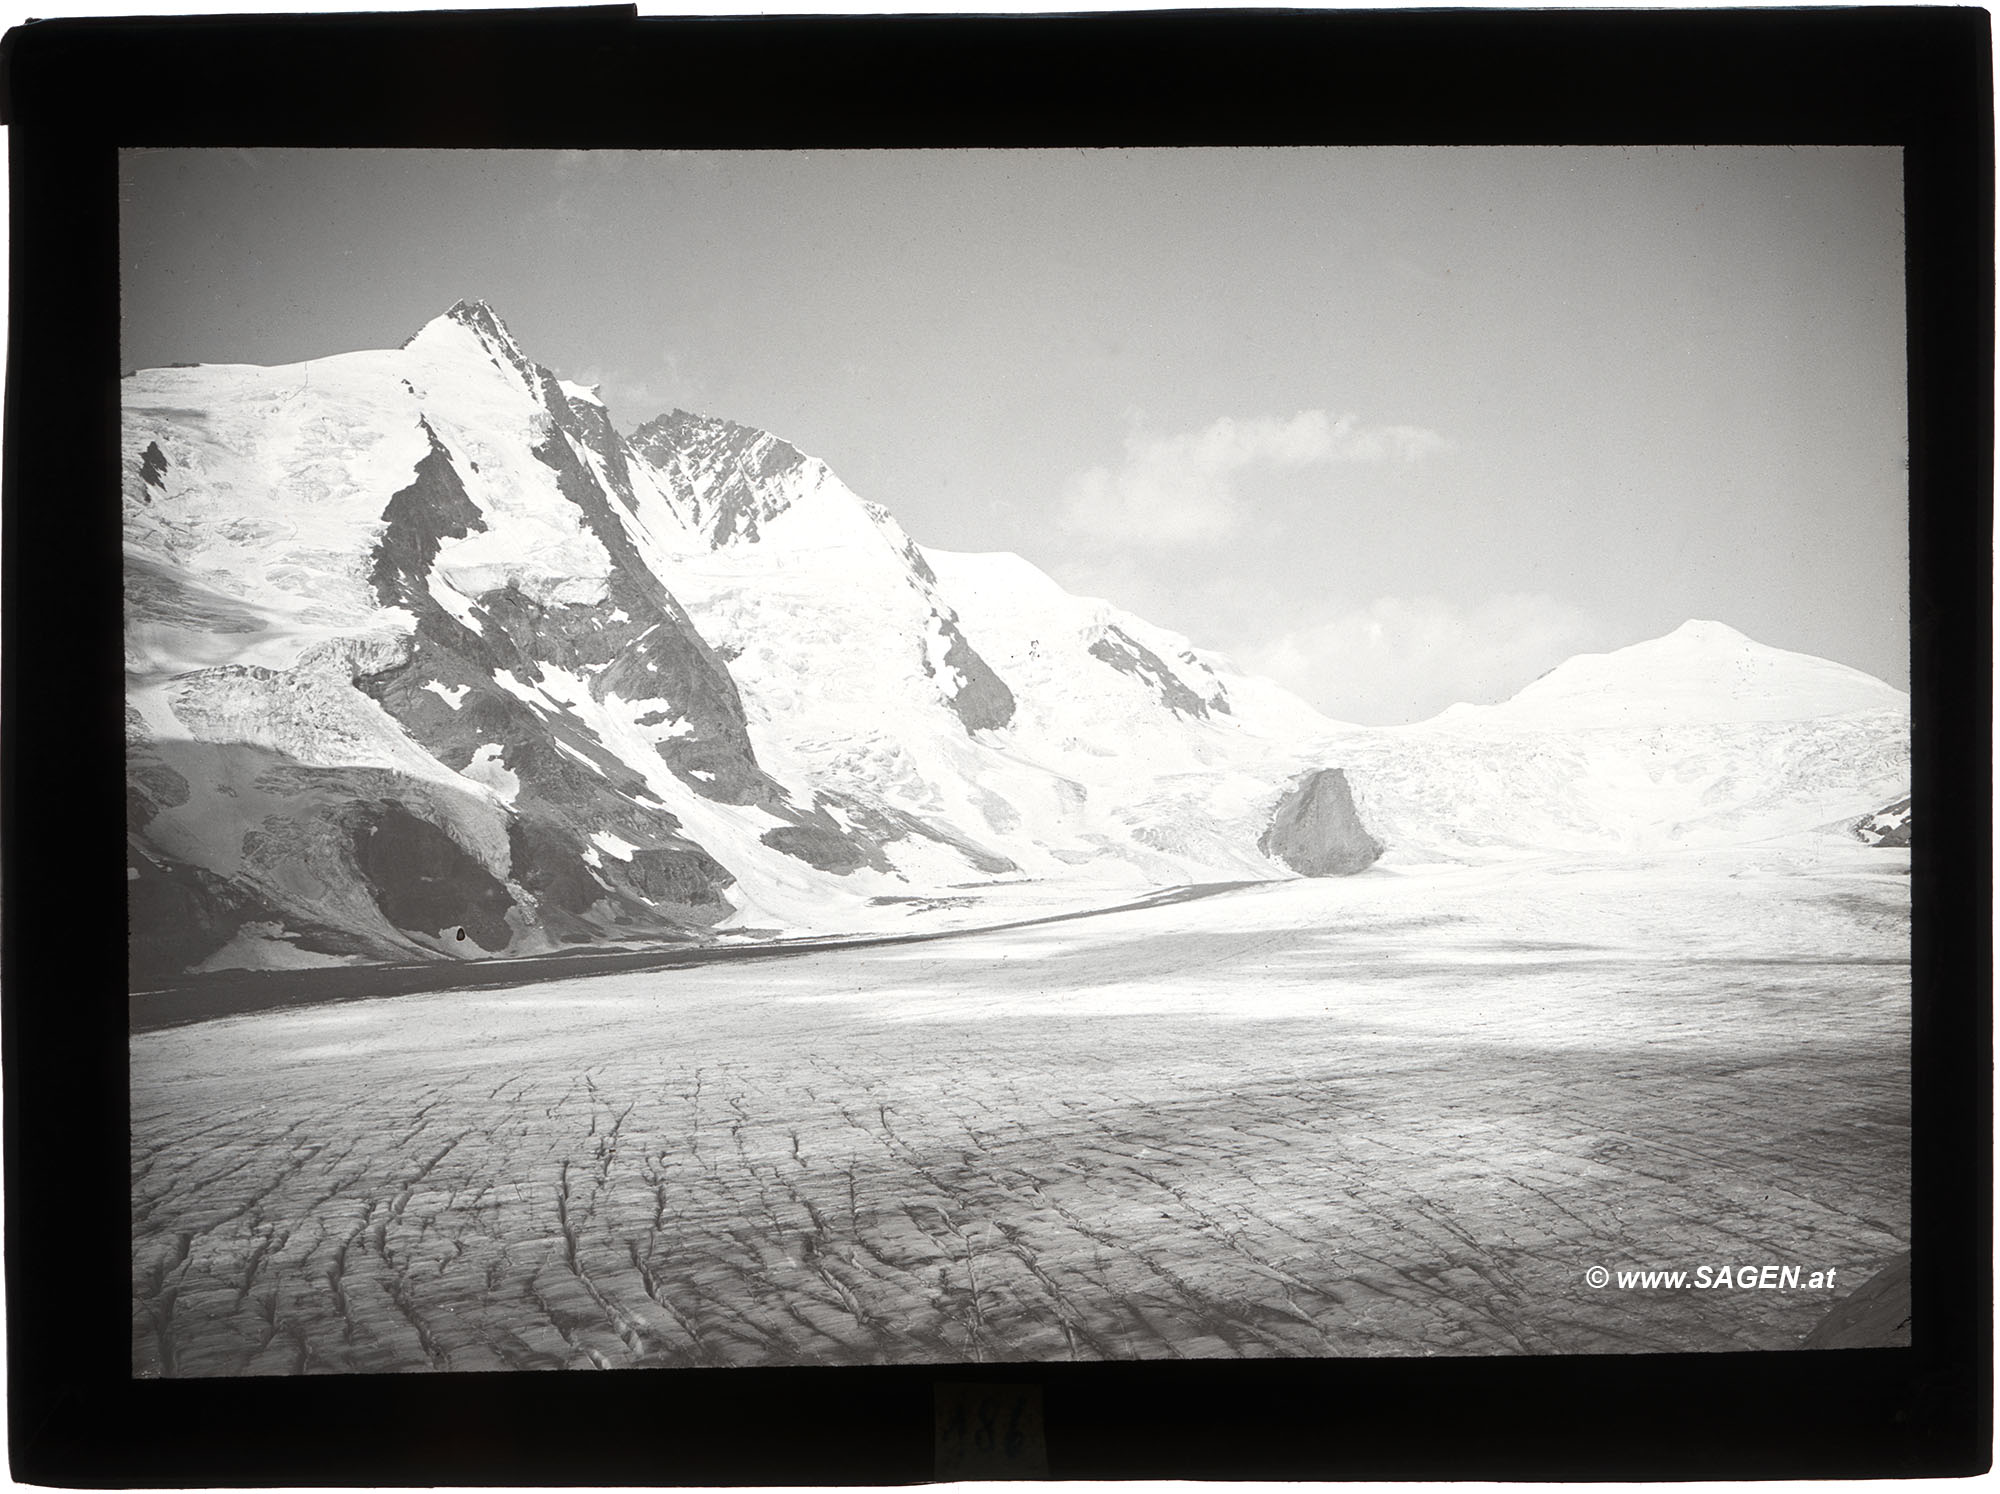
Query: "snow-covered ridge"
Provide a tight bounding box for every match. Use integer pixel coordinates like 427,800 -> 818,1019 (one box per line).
1438,619 -> 1908,727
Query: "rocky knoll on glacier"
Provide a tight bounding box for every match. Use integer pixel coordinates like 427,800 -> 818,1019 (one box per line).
1259,770 -> 1384,876
123,301 -> 1912,980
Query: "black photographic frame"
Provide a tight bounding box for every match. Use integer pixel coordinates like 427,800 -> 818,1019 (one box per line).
1,6 -> 1989,1483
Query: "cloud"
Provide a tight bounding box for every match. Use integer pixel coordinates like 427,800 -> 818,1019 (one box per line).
580,349 -> 706,424
1060,410 -> 1450,547
1239,593 -> 1599,726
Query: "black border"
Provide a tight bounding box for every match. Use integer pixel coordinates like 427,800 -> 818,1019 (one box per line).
2,6 -> 1990,1484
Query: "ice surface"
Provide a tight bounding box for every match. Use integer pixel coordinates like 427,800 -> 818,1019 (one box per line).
131,837 -> 1910,1372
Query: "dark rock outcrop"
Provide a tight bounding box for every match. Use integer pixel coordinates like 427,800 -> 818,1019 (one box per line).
934,615 -> 1016,731
369,417 -> 486,608
138,440 -> 170,491
623,844 -> 738,908
506,815 -> 611,918
818,792 -> 1020,876
128,841 -> 385,986
1853,795 -> 1911,847
1259,769 -> 1383,876
761,822 -> 875,874
1089,624 -> 1216,719
351,800 -> 515,951
127,851 -> 255,982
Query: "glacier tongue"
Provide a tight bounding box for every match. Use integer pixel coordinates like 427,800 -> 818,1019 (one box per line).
123,301 -> 1911,978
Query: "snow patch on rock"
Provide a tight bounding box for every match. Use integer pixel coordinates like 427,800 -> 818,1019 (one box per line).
459,743 -> 520,805
590,830 -> 640,861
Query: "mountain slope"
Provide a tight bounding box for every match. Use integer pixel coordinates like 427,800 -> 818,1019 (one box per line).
124,300 -> 1911,979
127,303 -> 937,976
124,302 -> 1351,977
611,428 -> 1342,894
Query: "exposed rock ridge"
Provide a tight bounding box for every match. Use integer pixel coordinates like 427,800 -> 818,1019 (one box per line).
627,408 -> 815,548
1088,623 -> 1227,719
623,406 -> 1017,735
931,620 -> 1017,731
369,417 -> 487,608
1853,795 -> 1911,846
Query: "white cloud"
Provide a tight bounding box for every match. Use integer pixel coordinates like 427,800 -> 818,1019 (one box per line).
1060,410 -> 1450,547
582,349 -> 705,424
1241,593 -> 1599,726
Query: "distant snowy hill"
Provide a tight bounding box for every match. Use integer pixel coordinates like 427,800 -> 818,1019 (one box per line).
1326,624 -> 1911,861
123,300 -> 1911,978
1439,619 -> 1908,727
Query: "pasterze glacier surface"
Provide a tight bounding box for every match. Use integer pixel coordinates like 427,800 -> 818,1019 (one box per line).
127,302 -> 1912,1374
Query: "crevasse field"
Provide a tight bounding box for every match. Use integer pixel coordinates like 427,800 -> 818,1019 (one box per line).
131,832 -> 1908,1375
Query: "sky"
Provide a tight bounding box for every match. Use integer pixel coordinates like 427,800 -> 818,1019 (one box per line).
120,146 -> 1909,725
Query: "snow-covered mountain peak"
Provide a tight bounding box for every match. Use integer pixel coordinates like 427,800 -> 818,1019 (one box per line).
441,297 -> 525,355
1660,618 -> 1759,648
400,299 -> 540,391
1448,621 -> 1908,728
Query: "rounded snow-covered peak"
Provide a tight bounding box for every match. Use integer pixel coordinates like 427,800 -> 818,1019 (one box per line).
1463,620 -> 1907,727
1663,617 -> 1752,644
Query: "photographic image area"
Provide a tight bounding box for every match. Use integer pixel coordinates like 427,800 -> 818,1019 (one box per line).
123,146 -> 1911,1377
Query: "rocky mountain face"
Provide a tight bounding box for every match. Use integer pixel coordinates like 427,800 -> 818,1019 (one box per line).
124,302 -> 1327,978
124,301 -> 1914,980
